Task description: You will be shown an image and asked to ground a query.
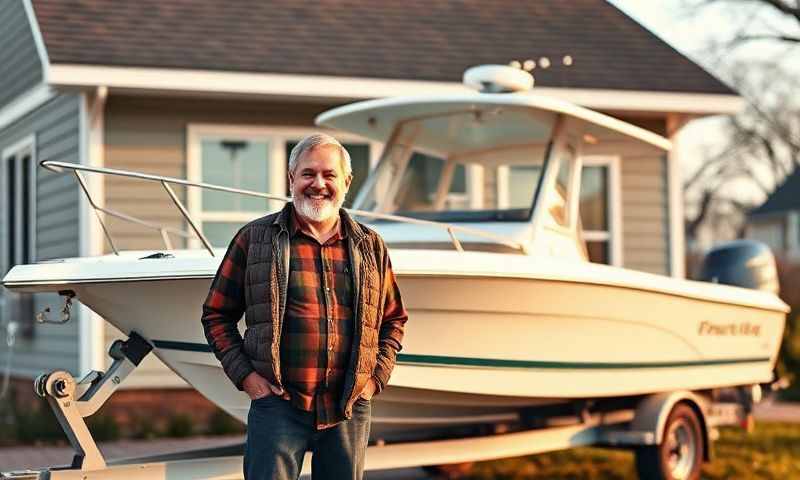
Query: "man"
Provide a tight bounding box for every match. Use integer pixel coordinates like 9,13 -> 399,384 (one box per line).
201,133 -> 408,480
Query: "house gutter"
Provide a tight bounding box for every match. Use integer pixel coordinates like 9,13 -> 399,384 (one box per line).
47,64 -> 745,116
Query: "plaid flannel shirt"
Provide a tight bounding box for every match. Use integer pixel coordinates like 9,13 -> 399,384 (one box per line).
282,214 -> 354,427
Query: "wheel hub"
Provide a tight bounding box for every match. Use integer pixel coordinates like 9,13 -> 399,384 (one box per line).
665,418 -> 697,479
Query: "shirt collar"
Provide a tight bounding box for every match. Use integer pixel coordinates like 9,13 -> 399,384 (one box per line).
290,206 -> 346,241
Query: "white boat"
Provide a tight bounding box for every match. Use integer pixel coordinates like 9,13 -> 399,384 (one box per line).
1,65 -> 789,478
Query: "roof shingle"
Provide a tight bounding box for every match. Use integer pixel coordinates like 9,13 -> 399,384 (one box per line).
31,0 -> 735,95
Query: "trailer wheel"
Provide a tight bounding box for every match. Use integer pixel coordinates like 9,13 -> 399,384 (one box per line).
635,403 -> 704,480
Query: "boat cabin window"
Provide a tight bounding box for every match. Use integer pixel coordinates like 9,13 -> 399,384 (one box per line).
549,155 -> 572,227
393,152 -> 468,212
353,110 -> 555,223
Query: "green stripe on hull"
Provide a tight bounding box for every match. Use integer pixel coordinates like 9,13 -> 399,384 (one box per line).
397,353 -> 770,369
152,340 -> 769,370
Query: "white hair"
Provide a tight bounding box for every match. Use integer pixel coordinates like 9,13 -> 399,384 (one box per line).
288,133 -> 352,177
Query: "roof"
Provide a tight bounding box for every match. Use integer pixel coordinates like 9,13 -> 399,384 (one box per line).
30,0 -> 735,95
750,168 -> 800,216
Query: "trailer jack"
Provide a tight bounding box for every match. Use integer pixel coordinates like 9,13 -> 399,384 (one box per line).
33,332 -> 152,471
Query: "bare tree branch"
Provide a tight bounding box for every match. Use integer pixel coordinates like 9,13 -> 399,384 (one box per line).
732,33 -> 800,43
680,0 -> 800,245
759,0 -> 800,22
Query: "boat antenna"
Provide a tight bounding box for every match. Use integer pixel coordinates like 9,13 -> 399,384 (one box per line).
463,64 -> 534,93
463,56 -> 575,93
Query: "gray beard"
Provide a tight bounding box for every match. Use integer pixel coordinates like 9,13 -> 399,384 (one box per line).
293,194 -> 344,222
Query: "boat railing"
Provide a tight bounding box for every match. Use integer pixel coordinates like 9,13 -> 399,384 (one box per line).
40,160 -> 526,257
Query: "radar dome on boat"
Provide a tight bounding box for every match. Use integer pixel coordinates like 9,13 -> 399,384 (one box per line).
463,64 -> 534,93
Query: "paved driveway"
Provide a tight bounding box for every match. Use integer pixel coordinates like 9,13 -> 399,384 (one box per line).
2,401 -> 798,476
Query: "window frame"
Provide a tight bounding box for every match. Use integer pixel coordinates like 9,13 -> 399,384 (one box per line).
1,134 -> 37,340
1,134 -> 37,273
186,124 -> 381,248
581,155 -> 622,267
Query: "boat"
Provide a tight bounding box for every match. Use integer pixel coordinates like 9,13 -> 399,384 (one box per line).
2,65 -> 789,478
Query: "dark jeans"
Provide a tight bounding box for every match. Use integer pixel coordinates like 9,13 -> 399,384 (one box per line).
244,395 -> 371,480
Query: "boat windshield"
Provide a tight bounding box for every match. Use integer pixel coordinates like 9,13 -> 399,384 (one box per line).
352,109 -> 554,223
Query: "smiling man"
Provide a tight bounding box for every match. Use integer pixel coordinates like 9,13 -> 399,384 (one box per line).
201,133 -> 408,480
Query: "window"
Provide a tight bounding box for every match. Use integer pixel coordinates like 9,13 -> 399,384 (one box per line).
392,152 -> 468,212
550,153 -> 575,227
355,118 -> 545,220
580,156 -> 621,266
2,135 -> 37,339
188,126 -> 377,248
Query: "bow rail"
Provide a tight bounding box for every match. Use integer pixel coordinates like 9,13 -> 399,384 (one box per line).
40,160 -> 526,257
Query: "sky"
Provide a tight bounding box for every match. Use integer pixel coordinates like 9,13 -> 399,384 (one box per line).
608,0 -> 800,205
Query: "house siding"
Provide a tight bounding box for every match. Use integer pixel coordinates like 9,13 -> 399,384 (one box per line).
0,0 -> 44,110
583,114 -> 670,276
0,94 -> 81,378
620,154 -> 669,275
103,95 -> 335,387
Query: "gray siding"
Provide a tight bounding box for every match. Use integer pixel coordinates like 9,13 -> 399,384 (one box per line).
0,94 -> 82,378
0,0 -> 44,109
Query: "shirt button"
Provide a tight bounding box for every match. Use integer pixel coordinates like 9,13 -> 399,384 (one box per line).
325,287 -> 331,292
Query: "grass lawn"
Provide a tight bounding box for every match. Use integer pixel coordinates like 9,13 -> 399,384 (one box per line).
464,422 -> 800,479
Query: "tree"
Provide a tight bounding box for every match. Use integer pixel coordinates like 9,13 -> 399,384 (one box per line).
682,0 -> 800,244
683,61 -> 800,242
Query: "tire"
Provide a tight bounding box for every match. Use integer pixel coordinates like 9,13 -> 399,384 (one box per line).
634,403 -> 704,480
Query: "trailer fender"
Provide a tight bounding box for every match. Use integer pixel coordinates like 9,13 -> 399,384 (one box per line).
630,391 -> 711,461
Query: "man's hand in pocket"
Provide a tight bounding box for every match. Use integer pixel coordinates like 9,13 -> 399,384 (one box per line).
242,372 -> 286,400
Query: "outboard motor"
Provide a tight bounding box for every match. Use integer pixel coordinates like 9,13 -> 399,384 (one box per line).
699,239 -> 779,293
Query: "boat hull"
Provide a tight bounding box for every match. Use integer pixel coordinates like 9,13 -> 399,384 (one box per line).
63,267 -> 784,438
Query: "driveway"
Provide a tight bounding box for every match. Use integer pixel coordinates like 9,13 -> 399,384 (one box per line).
2,401 -> 799,475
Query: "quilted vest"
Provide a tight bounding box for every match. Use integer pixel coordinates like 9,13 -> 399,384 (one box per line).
240,204 -> 386,419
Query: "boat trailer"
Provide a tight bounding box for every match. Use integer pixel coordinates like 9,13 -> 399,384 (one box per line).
2,332 -> 763,480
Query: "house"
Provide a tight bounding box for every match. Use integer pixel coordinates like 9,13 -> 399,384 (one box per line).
0,0 -> 741,419
747,168 -> 800,260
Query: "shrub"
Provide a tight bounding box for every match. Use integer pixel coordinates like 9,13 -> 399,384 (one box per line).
165,413 -> 194,438
87,413 -> 120,442
207,408 -> 245,435
13,396 -> 66,444
130,414 -> 159,440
